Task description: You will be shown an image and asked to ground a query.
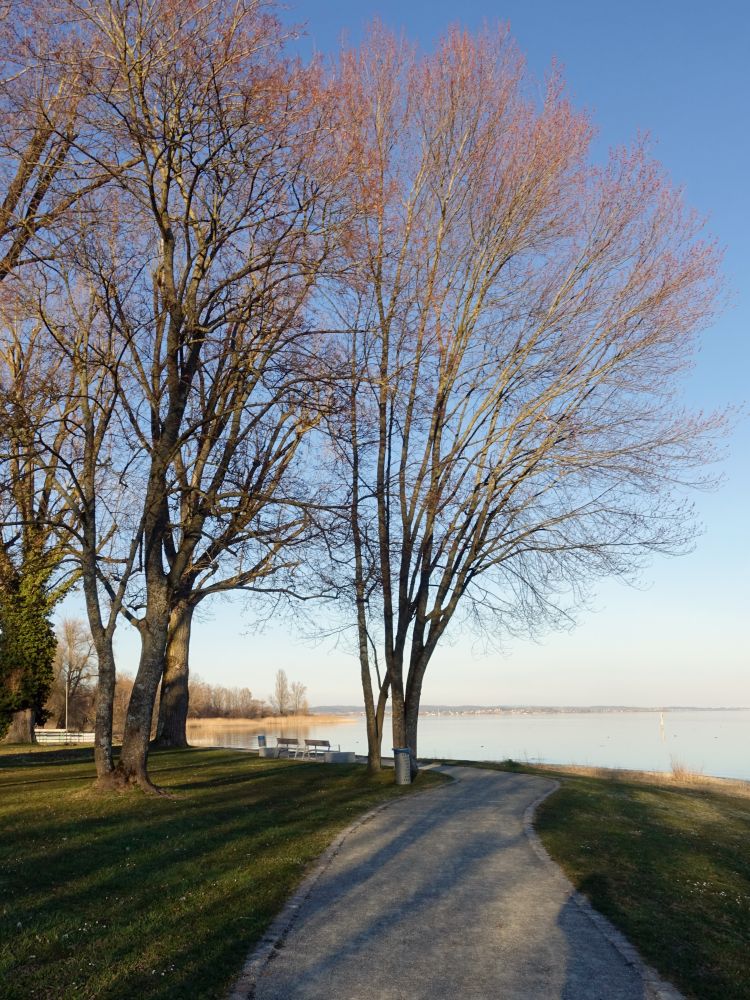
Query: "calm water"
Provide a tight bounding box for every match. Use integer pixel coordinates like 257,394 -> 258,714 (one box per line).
188,709 -> 750,781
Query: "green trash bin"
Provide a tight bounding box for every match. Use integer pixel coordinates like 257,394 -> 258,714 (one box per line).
393,747 -> 412,785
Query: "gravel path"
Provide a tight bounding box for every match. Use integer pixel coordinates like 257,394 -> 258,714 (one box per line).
230,766 -> 682,1000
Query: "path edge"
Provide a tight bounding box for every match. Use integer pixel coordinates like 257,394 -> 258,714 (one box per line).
523,780 -> 684,1000
225,767 -> 450,1000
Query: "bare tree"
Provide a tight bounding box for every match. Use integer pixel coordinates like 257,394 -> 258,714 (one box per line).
0,2 -> 134,766
47,617 -> 97,729
33,267 -> 146,781
324,26 -> 723,772
0,2 -> 79,280
188,678 -> 265,718
290,679 -> 308,715
270,668 -> 290,716
152,324 -> 327,749
53,0 -> 343,788
0,1 -> 125,281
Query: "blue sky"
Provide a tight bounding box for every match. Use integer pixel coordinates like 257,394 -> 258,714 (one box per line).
64,1 -> 749,707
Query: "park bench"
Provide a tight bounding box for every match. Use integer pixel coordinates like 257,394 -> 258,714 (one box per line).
275,737 -> 301,758
34,729 -> 95,744
301,739 -> 333,758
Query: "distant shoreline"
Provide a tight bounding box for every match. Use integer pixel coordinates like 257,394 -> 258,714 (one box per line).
186,706 -> 748,727
187,713 -> 356,728
312,705 -> 748,717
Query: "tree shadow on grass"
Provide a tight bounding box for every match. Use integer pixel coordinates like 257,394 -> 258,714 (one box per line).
0,748 -> 425,1000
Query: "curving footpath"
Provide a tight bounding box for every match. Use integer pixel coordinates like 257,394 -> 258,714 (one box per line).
229,766 -> 683,1000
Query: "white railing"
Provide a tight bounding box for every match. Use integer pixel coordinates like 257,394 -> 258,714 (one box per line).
34,729 -> 96,744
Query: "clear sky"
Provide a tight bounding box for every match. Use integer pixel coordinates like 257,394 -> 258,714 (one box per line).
62,1 -> 749,707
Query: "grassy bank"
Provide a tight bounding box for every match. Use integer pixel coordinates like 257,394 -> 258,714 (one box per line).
0,746 -> 442,1000
458,759 -> 750,1000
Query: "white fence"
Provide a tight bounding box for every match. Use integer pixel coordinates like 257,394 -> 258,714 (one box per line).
34,729 -> 95,744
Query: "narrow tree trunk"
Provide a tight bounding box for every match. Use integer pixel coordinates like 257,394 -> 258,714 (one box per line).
364,710 -> 379,771
361,659 -> 389,774
365,677 -> 389,773
117,600 -> 170,789
404,648 -> 432,778
1,708 -> 35,743
154,601 -> 193,749
390,666 -> 407,751
405,702 -> 420,778
93,643 -> 117,780
82,562 -> 118,780
365,676 -> 389,773
348,361 -> 385,775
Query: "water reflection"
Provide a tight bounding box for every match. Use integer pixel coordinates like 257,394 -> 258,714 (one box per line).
187,718 -> 357,753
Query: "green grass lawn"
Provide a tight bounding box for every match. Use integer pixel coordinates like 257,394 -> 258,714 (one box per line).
453,760 -> 750,1000
535,772 -> 750,1000
0,745 -> 443,1000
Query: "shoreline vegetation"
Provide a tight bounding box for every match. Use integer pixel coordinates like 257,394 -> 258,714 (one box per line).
523,760 -> 750,799
186,713 -> 356,729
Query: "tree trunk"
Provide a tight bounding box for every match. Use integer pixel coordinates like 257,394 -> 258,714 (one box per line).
405,702 -> 420,779
82,563 -> 118,780
390,668 -> 407,751
154,601 -> 193,749
365,681 -> 389,774
361,663 -> 390,774
364,678 -> 389,773
116,599 -> 170,789
404,651 -> 431,778
93,643 -> 117,780
349,364 -> 386,775
1,708 -> 35,743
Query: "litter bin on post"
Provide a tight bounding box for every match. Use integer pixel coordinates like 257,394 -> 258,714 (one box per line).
393,747 -> 412,785
257,734 -> 267,748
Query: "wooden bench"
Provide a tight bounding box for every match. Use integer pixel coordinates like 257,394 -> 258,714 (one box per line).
34,729 -> 95,744
302,739 -> 333,759
275,737 -> 301,758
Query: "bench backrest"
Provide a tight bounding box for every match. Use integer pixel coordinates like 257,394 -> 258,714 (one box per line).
277,737 -> 299,746
304,739 -> 330,748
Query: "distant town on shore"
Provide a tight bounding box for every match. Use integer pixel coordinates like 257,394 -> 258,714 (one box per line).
313,705 -> 747,716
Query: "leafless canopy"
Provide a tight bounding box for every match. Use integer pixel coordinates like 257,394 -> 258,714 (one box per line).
321,26 -> 723,765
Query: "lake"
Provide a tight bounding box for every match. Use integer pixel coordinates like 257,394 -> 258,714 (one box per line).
187,709 -> 750,781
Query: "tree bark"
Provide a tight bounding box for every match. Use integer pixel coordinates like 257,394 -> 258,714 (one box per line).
93,643 -> 117,779
116,593 -> 170,789
1,708 -> 35,743
81,556 -> 118,779
366,680 -> 389,774
390,666 -> 407,751
405,697 -> 421,779
154,601 -> 193,749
